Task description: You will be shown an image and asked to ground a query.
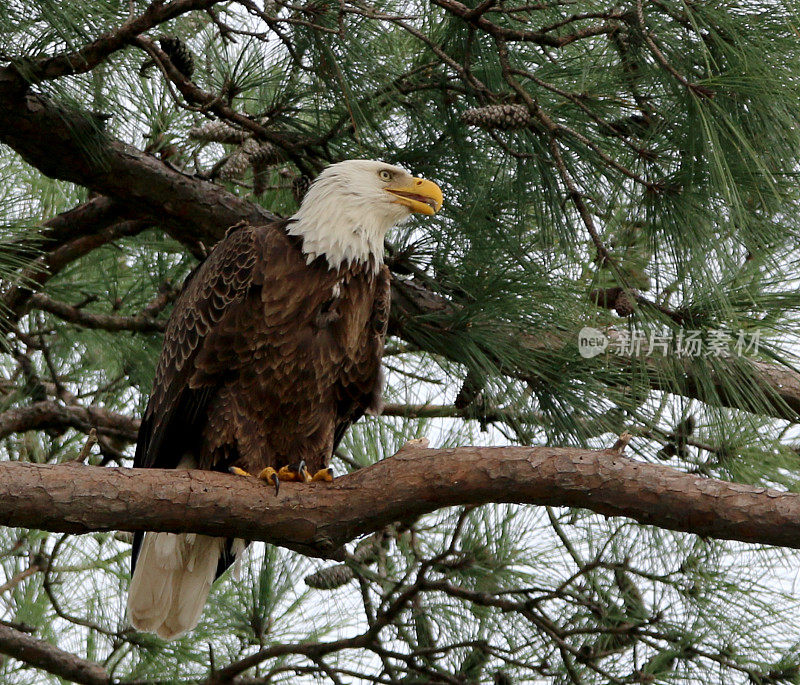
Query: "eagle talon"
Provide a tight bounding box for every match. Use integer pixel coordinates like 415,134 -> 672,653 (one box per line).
229,466 -> 251,477
276,464 -> 297,482
274,461 -> 312,483
310,467 -> 333,482
257,467 -> 281,495
297,460 -> 311,483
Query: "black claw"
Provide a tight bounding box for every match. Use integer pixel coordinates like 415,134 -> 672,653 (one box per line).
272,472 -> 280,496
297,459 -> 308,481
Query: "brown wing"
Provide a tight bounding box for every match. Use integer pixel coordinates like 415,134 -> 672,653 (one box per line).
133,222 -> 276,471
332,263 -> 391,451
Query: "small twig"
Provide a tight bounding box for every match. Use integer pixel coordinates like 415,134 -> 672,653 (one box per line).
635,0 -> 714,98
611,431 -> 632,453
72,428 -> 98,464
0,564 -> 41,596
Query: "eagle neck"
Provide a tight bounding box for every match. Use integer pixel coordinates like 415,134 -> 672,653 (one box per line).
287,204 -> 390,274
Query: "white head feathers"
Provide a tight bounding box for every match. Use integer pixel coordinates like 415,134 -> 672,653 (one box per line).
288,160 -> 442,272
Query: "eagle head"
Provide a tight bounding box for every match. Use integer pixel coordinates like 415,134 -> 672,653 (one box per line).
289,160 -> 443,271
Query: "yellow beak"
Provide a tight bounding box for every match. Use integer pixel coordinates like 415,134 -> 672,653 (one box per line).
386,177 -> 443,215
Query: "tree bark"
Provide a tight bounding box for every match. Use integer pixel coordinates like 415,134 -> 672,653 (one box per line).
0,67 -> 277,249
0,401 -> 138,442
26,293 -> 166,333
0,624 -> 109,685
1,443 -> 798,558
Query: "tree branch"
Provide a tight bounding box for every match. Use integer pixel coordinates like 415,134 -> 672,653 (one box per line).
0,69 -> 277,248
0,400 -> 139,443
429,0 -> 619,45
0,624 -> 109,685
19,0 -> 223,83
26,293 -> 166,333
1,443 -> 799,558
2,218 -> 149,328
134,36 -> 302,155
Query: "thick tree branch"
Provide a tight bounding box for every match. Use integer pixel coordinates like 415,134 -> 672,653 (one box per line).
1,444 -> 799,558
0,69 -> 278,248
0,624 -> 109,685
0,400 -> 139,443
12,195 -> 124,251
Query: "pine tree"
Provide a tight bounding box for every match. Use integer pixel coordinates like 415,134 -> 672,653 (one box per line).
2,1 -> 800,683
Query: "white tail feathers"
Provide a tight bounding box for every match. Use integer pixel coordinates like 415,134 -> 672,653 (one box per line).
127,455 -> 225,640
128,531 -> 222,640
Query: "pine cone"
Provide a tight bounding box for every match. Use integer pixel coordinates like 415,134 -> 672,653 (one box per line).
462,104 -> 531,130
455,370 -> 483,410
219,147 -> 251,180
249,142 -> 280,166
304,564 -> 354,590
352,533 -> 383,563
218,139 -> 281,185
240,138 -> 261,157
189,120 -> 248,144
613,290 -> 635,317
658,442 -> 678,459
676,415 -> 695,437
292,174 -> 312,204
158,36 -> 194,80
304,532 -> 387,589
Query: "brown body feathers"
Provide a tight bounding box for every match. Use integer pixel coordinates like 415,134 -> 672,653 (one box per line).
132,220 -> 389,575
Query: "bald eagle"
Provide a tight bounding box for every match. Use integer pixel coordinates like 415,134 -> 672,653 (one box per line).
127,160 -> 442,639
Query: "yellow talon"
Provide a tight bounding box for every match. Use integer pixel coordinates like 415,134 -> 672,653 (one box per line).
258,466 -> 278,482
275,461 -> 311,482
310,468 -> 333,483
229,466 -> 251,477
277,465 -> 298,482
257,467 -> 280,495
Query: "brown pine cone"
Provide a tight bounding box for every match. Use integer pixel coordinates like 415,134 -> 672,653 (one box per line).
462,104 -> 532,130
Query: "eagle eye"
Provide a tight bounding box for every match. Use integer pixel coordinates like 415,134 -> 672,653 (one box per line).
378,169 -> 393,181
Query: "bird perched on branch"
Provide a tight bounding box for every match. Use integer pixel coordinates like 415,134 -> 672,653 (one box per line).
127,159 -> 443,639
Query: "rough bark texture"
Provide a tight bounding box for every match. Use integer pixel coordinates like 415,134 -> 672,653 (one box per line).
0,444 -> 798,558
0,401 -> 138,442
0,625 -> 109,685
